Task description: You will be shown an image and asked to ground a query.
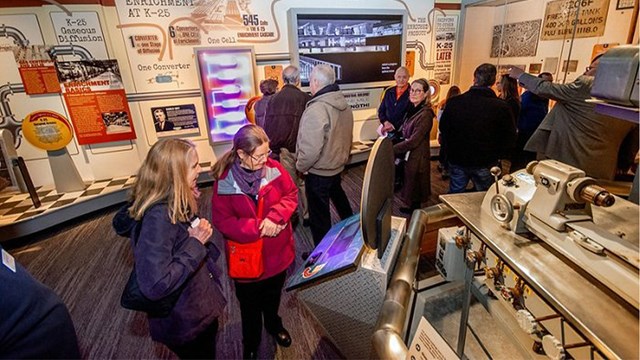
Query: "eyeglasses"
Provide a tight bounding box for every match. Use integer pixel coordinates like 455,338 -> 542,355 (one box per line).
585,65 -> 597,72
410,88 -> 424,94
249,149 -> 272,162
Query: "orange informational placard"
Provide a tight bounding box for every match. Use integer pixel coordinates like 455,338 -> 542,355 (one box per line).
56,59 -> 136,145
22,110 -> 74,151
264,65 -> 283,88
18,60 -> 61,95
592,43 -> 619,61
405,51 -> 416,77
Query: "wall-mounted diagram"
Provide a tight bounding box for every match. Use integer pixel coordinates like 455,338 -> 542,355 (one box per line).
195,46 -> 256,143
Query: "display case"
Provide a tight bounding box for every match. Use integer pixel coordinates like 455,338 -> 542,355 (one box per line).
455,0 -> 637,87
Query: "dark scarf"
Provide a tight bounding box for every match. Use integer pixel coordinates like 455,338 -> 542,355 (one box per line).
230,159 -> 265,197
312,83 -> 340,99
406,102 -> 425,120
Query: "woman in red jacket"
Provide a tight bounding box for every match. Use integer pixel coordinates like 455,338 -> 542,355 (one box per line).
211,124 -> 297,360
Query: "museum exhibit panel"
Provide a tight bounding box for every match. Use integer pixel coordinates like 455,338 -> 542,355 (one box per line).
0,0 -> 638,359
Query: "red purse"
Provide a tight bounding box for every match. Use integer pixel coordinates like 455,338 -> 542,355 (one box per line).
226,238 -> 264,279
226,198 -> 265,279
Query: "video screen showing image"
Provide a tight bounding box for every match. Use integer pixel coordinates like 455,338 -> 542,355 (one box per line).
295,14 -> 404,87
285,214 -> 364,291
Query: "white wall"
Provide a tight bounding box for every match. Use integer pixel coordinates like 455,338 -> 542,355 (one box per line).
456,0 -> 636,89
0,0 -> 458,187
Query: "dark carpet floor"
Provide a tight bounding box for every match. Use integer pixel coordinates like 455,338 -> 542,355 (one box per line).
4,160 -> 451,359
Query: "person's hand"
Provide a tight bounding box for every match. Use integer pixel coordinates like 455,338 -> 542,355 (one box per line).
508,67 -> 525,80
188,218 -> 213,244
382,121 -> 395,133
259,218 -> 284,237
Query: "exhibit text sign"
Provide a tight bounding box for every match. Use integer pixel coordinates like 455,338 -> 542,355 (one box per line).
541,0 -> 610,40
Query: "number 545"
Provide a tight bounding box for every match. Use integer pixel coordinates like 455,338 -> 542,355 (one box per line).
242,14 -> 259,26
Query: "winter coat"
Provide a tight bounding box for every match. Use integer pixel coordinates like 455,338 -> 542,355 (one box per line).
393,104 -> 434,207
0,245 -> 80,359
211,159 -> 297,282
254,93 -> 274,129
113,203 -> 226,347
440,86 -> 517,168
378,85 -> 411,130
519,73 -> 637,180
296,85 -> 354,176
264,84 -> 311,158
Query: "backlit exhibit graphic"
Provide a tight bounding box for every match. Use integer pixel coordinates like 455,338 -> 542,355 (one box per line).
195,47 -> 256,143
289,10 -> 406,89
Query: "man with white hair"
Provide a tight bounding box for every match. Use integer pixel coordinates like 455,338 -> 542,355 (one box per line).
296,64 -> 354,253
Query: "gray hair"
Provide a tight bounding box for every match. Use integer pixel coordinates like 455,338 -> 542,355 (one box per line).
395,66 -> 409,76
282,65 -> 300,85
310,64 -> 335,88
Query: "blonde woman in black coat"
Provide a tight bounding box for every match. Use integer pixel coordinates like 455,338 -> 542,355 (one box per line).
393,78 -> 435,213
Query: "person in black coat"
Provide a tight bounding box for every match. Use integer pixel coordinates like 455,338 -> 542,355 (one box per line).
440,63 -> 517,193
378,66 -> 411,189
0,245 -> 80,359
113,138 -> 226,359
510,72 -> 553,171
393,79 -> 435,213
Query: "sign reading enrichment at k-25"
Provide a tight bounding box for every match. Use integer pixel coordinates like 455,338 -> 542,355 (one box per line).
57,59 -> 136,145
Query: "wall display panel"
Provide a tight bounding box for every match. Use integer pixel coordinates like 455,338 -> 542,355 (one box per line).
49,11 -> 109,60
56,59 -> 136,145
194,46 -> 256,144
0,0 -> 449,188
288,8 -> 407,89
433,14 -> 459,85
150,104 -> 199,137
541,0 -> 610,40
490,20 -> 541,58
456,0 -> 632,87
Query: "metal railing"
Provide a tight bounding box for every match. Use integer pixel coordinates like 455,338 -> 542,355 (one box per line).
372,204 -> 456,359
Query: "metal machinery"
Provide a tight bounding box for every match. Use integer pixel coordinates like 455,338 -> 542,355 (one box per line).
439,159 -> 638,359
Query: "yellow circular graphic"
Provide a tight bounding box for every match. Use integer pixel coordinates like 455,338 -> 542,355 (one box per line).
22,111 -> 73,151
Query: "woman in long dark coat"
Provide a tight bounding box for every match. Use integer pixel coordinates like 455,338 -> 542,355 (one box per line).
393,78 -> 435,213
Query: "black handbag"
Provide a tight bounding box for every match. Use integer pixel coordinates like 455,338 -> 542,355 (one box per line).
118,207 -> 186,318
120,265 -> 184,318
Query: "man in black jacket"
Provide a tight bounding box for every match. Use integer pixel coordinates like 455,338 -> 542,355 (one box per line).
0,245 -> 80,359
264,66 -> 311,225
439,63 -> 516,193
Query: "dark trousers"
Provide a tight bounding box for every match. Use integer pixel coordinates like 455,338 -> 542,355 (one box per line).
448,164 -> 495,193
305,172 -> 354,246
168,319 -> 219,359
234,271 -> 287,352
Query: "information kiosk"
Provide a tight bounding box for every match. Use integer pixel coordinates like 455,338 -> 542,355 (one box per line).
285,136 -> 407,359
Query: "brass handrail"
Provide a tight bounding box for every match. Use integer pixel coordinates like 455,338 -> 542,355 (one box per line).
372,204 -> 456,359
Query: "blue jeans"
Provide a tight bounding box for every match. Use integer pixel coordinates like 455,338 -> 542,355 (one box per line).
448,164 -> 495,193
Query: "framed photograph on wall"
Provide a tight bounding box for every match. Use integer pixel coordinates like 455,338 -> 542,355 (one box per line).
194,46 -> 257,144
616,0 -> 635,10
529,63 -> 542,74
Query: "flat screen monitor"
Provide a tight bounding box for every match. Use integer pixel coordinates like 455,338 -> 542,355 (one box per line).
288,8 -> 407,90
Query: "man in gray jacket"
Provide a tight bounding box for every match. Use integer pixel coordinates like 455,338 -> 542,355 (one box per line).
509,55 -> 637,180
296,64 -> 354,250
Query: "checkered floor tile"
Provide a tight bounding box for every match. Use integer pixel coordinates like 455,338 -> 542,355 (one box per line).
0,146 -> 375,229
0,175 -> 136,227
